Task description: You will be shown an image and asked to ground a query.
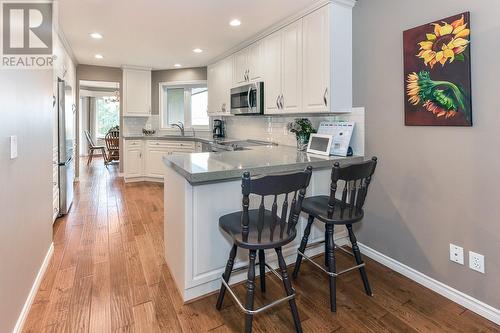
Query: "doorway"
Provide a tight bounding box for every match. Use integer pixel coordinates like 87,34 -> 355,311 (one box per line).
79,80 -> 120,169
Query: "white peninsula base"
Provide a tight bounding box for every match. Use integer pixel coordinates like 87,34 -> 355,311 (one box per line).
164,165 -> 350,302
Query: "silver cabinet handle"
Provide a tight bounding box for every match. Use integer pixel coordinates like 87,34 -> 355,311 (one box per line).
276,95 -> 280,109
323,87 -> 328,107
279,94 -> 284,109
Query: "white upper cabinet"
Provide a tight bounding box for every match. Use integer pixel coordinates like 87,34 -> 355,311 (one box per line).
263,20 -> 302,114
208,56 -> 233,116
123,68 -> 151,116
302,6 -> 330,113
247,42 -> 263,82
232,41 -> 263,86
303,3 -> 353,113
208,1 -> 354,115
233,49 -> 248,86
262,32 -> 282,113
281,20 -> 302,113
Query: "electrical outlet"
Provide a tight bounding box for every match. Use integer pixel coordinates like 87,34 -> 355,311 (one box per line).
449,244 -> 464,265
469,251 -> 485,273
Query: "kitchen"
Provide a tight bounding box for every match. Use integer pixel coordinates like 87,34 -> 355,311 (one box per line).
1,0 -> 499,332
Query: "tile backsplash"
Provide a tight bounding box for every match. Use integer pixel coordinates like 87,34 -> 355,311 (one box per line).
220,108 -> 365,155
123,115 -> 159,135
123,108 -> 365,155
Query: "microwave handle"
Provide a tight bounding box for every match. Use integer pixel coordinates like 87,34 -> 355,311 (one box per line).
247,86 -> 252,108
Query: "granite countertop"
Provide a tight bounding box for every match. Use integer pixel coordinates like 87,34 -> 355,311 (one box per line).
123,134 -> 213,143
163,144 -> 364,184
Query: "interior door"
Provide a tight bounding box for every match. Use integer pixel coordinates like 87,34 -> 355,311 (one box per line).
281,20 -> 303,113
263,32 -> 282,114
302,6 -> 330,113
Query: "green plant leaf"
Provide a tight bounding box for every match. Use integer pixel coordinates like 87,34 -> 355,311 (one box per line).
455,53 -> 465,61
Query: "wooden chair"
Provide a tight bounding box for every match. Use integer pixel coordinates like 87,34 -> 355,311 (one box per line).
293,157 -> 378,312
216,166 -> 313,333
104,130 -> 120,164
84,130 -> 106,165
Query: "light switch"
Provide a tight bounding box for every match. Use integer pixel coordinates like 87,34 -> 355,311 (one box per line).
10,135 -> 18,159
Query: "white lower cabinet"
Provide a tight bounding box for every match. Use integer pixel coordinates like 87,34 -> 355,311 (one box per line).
124,140 -> 144,178
125,140 -> 195,181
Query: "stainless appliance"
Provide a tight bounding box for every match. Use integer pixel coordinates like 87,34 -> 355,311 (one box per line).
230,82 -> 264,115
212,119 -> 225,139
57,78 -> 75,216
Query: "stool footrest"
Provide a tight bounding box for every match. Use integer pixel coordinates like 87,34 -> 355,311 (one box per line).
297,248 -> 365,277
221,263 -> 295,315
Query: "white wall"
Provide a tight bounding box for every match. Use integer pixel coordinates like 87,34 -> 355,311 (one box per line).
0,70 -> 53,333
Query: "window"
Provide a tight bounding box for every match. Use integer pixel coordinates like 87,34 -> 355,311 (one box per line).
160,82 -> 208,129
95,96 -> 119,138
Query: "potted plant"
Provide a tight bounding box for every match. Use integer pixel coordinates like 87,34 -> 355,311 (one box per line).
287,118 -> 316,151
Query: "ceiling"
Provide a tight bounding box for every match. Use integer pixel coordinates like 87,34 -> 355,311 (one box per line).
58,0 -> 318,69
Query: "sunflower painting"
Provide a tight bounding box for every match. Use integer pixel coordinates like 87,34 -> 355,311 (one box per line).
403,12 -> 472,126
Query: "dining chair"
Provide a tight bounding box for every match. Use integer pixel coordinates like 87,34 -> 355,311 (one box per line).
104,130 -> 120,164
84,130 -> 107,165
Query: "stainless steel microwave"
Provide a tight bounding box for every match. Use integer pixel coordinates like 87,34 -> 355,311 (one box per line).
230,82 -> 264,115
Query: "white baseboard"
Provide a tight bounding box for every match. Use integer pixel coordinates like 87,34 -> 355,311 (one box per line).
13,242 -> 54,333
358,242 -> 500,325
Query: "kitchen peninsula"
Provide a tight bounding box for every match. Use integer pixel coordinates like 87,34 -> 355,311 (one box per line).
163,144 -> 364,301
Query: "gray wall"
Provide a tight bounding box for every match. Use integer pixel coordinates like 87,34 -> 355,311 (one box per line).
353,0 -> 500,308
151,67 -> 207,114
0,70 -> 53,332
76,65 -> 123,172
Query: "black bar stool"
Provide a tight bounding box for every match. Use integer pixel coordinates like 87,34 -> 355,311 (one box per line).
292,157 -> 378,312
216,166 -> 313,333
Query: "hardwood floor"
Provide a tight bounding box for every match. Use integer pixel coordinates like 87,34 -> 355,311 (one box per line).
23,158 -> 499,332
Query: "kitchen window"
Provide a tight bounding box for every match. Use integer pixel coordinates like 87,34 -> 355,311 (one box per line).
159,81 -> 209,130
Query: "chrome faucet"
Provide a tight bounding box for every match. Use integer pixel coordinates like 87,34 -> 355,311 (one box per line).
171,121 -> 185,136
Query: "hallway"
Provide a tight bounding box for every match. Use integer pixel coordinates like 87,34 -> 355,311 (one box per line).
22,160 -> 499,332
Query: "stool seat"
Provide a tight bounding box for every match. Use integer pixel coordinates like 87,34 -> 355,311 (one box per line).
302,196 -> 364,225
219,210 -> 297,250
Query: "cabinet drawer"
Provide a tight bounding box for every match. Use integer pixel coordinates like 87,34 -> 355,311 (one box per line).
147,140 -> 195,150
126,140 -> 142,147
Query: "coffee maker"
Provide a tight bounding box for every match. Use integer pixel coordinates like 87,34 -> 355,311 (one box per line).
212,119 -> 225,139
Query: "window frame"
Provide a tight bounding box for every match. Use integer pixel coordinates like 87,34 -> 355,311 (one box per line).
158,80 -> 208,131
94,95 -> 120,139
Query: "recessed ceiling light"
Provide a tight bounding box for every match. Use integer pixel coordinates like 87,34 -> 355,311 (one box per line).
94,54 -> 103,59
229,19 -> 241,27
174,64 -> 182,68
89,32 -> 103,39
193,48 -> 203,53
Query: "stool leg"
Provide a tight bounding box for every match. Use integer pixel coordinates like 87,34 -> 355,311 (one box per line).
326,224 -> 337,312
293,214 -> 314,278
216,244 -> 237,310
245,250 -> 257,333
258,249 -> 266,292
347,224 -> 373,296
276,247 -> 303,333
324,227 -> 329,267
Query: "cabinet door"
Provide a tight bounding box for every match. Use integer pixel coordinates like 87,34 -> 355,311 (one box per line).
233,49 -> 248,86
145,148 -> 169,178
302,6 -> 330,113
263,32 -> 282,114
124,69 -> 151,115
207,64 -> 219,116
248,41 -> 263,81
125,148 -> 142,177
281,20 -> 303,113
220,56 -> 233,115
